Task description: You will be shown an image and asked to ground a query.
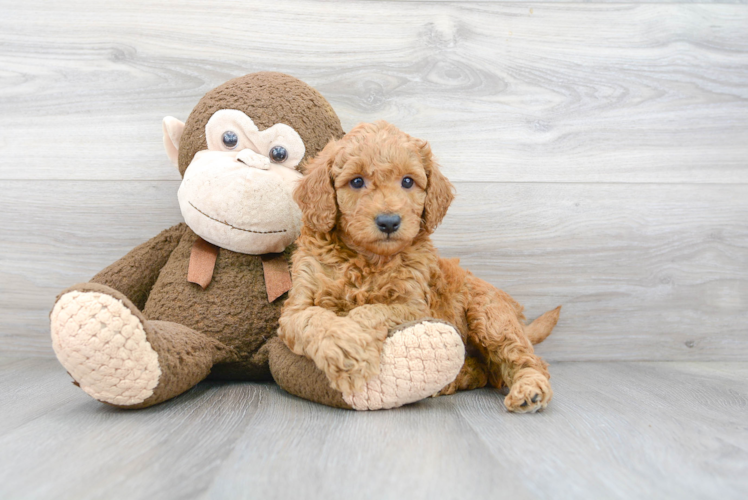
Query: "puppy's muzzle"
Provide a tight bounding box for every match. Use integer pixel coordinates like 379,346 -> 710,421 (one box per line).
375,214 -> 401,234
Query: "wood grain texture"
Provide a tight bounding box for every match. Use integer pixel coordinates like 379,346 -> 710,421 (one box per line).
2,180 -> 746,360
437,182 -> 748,362
208,387 -> 535,500
0,357 -> 80,433
1,2 -> 747,359
0,358 -> 270,500
453,361 -> 748,500
1,2 -> 746,499
1,1 -> 747,183
0,360 -> 745,500
0,180 -> 182,357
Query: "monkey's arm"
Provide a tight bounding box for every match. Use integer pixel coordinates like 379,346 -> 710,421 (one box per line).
90,223 -> 187,310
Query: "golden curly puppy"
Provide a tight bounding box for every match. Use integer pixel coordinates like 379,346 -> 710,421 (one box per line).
278,121 -> 561,412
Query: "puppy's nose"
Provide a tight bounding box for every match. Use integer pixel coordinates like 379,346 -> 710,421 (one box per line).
375,214 -> 401,234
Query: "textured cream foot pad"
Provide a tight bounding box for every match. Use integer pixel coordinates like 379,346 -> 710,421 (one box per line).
50,291 -> 161,406
343,321 -> 465,411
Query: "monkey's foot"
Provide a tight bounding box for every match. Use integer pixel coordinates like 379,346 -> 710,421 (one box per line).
50,290 -> 161,406
343,320 -> 465,411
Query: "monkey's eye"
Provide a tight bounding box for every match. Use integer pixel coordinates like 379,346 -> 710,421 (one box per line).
270,146 -> 288,163
222,131 -> 238,149
401,176 -> 415,189
349,177 -> 365,189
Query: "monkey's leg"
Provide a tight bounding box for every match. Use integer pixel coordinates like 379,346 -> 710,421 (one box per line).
50,283 -> 236,409
269,319 -> 465,410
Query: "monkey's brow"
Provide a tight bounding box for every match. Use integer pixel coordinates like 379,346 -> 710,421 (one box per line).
189,202 -> 287,234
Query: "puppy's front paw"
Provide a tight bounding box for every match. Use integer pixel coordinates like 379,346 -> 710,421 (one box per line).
322,339 -> 381,395
313,320 -> 382,395
504,368 -> 553,413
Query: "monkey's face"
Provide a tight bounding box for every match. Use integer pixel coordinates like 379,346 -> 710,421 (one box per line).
163,72 -> 345,255
175,109 -> 305,254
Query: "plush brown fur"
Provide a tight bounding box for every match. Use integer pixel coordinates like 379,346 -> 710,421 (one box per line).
87,224 -> 293,386
279,121 -> 561,412
178,72 -> 343,176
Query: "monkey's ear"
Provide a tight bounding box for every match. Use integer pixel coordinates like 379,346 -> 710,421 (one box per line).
163,117 -> 185,169
294,141 -> 339,233
420,139 -> 455,233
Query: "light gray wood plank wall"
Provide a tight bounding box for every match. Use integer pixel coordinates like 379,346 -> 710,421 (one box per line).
3,2 -> 748,183
3,181 -> 747,360
1,0 -> 747,360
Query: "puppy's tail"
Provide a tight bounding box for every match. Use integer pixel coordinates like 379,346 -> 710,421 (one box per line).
524,306 -> 561,345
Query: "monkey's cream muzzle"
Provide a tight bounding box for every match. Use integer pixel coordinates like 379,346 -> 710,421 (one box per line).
164,108 -> 308,255
178,150 -> 302,254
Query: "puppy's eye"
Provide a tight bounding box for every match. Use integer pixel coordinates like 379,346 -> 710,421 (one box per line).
349,177 -> 365,189
222,131 -> 238,149
269,146 -> 288,163
401,176 -> 415,189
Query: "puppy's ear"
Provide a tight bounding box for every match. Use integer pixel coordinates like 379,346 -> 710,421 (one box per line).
420,139 -> 455,233
294,141 -> 339,233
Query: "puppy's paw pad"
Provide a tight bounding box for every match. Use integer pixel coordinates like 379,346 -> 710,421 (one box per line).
504,371 -> 552,414
344,321 -> 465,410
51,291 -> 161,406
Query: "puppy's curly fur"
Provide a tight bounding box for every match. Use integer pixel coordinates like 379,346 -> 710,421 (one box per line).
279,121 -> 560,412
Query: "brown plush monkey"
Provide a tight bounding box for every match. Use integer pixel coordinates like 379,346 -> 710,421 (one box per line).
50,72 -> 464,410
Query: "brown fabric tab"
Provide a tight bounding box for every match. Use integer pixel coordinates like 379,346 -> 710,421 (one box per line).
261,253 -> 293,303
188,237 -> 219,289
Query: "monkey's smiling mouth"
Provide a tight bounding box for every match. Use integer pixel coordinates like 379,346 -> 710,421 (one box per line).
189,201 -> 287,234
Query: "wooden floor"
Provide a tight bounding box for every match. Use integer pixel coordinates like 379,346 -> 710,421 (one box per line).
2,0 -> 747,498
0,358 -> 745,500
